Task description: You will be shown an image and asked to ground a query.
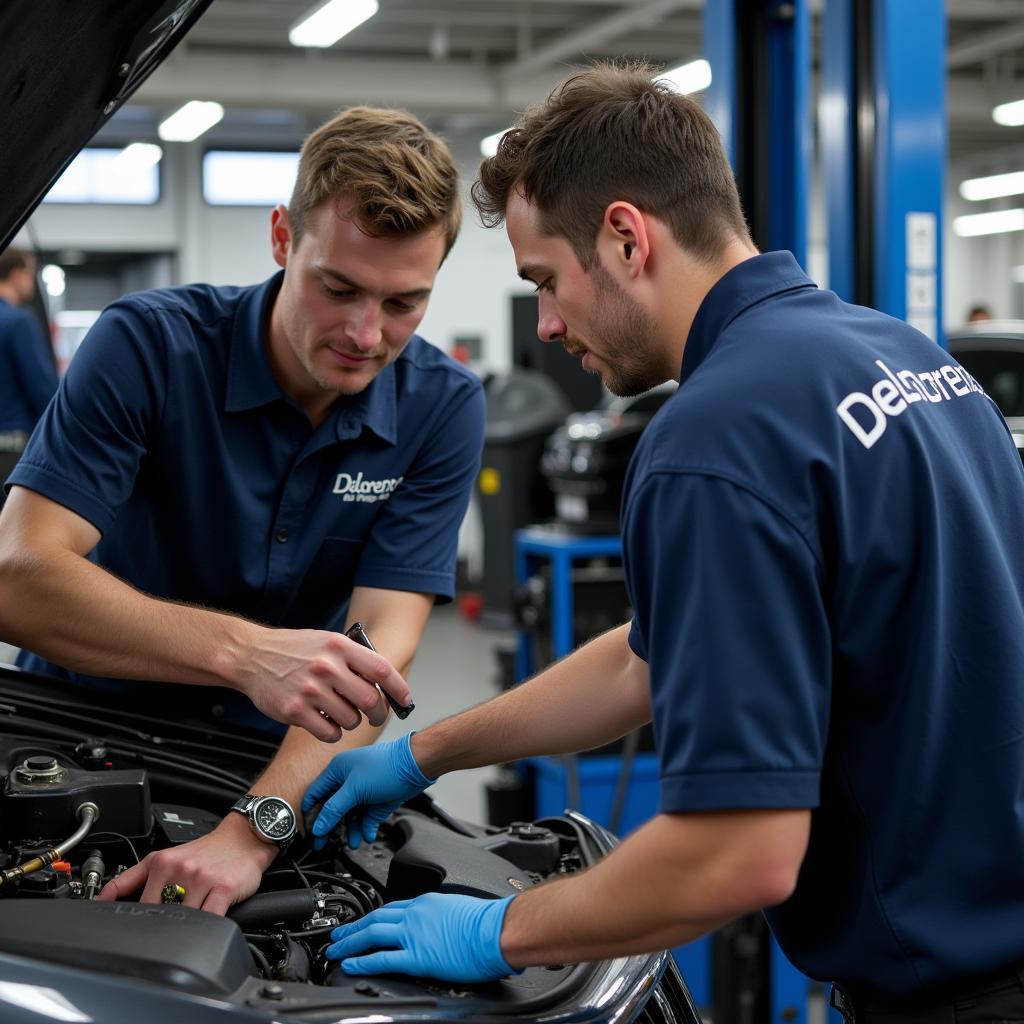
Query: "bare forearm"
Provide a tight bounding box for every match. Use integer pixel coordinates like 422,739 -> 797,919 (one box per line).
412,623 -> 649,777
250,720 -> 384,809
0,543 -> 259,686
501,810 -> 809,967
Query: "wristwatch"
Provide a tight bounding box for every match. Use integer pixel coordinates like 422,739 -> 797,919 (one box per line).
230,794 -> 297,849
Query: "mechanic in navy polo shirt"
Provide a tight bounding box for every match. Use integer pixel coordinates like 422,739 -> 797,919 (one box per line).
0,107 -> 485,915
0,247 -> 59,437
303,63 -> 1024,1019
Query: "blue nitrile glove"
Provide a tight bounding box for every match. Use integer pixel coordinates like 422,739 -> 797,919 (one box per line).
302,733 -> 436,849
327,892 -> 520,982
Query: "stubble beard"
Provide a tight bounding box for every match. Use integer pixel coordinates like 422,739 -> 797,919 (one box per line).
303,341 -> 378,397
588,265 -> 663,398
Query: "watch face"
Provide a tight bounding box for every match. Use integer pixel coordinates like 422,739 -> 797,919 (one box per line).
252,796 -> 296,842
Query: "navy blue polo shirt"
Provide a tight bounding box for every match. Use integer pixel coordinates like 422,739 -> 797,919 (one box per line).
0,298 -> 59,433
8,272 -> 484,723
623,252 -> 1024,998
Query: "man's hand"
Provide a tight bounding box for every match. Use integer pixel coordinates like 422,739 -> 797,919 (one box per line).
303,734 -> 435,848
231,628 -> 413,743
96,814 -> 277,915
327,893 -> 519,982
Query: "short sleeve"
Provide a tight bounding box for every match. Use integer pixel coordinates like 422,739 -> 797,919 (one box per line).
6,303 -> 166,535
623,471 -> 830,813
352,379 -> 485,602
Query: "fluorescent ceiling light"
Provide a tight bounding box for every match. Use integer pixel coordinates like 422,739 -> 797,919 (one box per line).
158,101 -> 224,143
480,130 -> 508,158
952,208 -> 1024,237
290,0 -> 378,48
113,142 -> 163,172
959,170 -> 1024,201
993,98 -> 1024,126
656,58 -> 712,95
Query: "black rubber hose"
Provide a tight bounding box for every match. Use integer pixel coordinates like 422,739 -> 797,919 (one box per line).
228,889 -> 318,929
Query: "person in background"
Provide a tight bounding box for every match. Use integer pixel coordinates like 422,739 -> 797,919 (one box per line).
967,304 -> 993,323
304,62 -> 1024,1024
0,246 -> 58,436
0,107 -> 484,915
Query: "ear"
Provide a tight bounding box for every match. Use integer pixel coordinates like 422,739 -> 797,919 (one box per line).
600,201 -> 651,280
270,205 -> 293,269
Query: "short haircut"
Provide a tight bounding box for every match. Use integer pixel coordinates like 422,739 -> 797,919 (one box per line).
288,106 -> 462,258
0,246 -> 32,282
472,60 -> 751,268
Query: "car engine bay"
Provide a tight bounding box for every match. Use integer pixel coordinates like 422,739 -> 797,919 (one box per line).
0,667 -> 695,1022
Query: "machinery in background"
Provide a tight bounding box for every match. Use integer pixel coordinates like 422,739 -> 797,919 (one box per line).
477,369 -> 570,626
540,383 -> 677,534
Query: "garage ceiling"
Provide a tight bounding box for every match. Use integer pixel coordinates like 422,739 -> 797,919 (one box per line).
100,0 -> 1024,167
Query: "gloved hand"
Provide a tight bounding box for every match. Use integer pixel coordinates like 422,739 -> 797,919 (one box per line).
302,733 -> 436,848
327,892 -> 520,982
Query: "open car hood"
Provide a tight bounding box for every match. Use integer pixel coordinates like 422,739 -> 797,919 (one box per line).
0,0 -> 214,250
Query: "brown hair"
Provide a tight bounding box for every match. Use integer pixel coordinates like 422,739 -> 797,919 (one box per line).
0,246 -> 32,282
289,106 -> 461,258
472,61 -> 750,268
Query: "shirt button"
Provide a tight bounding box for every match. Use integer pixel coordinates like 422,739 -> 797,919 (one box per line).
275,528 -> 290,544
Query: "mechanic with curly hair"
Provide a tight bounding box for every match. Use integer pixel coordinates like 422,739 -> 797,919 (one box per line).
305,62 -> 1024,1024
0,107 -> 484,916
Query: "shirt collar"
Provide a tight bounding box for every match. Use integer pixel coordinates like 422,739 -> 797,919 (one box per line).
679,251 -> 816,386
225,272 -> 287,412
225,271 -> 398,445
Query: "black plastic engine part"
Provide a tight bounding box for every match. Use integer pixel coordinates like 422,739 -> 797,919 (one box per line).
1,746 -> 151,839
0,900 -> 255,996
478,822 -> 561,874
15,866 -> 72,899
358,815 -> 543,900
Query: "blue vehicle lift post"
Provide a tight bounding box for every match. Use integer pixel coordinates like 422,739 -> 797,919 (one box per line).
704,0 -> 945,1020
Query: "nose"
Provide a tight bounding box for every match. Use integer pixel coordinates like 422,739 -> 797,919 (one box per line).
345,302 -> 383,351
537,294 -> 566,344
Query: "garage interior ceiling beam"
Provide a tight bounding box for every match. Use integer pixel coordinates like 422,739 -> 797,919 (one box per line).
498,0 -> 702,84
948,18 -> 1024,70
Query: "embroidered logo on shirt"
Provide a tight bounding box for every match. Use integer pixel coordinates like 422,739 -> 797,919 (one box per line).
332,471 -> 404,503
836,359 -> 988,450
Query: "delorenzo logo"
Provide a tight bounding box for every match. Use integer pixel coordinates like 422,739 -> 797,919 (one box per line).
836,359 -> 986,450
333,471 -> 403,504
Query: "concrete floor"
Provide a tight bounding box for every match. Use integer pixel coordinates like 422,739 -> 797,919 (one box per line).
0,605 -> 511,825
380,602 -> 510,823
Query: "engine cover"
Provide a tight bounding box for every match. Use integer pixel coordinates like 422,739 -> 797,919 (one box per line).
0,900 -> 255,997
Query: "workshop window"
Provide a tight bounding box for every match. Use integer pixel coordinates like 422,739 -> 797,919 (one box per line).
202,151 -> 299,206
43,148 -> 161,205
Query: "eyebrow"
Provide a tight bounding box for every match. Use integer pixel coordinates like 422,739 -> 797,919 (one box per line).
517,263 -> 549,284
319,266 -> 432,300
